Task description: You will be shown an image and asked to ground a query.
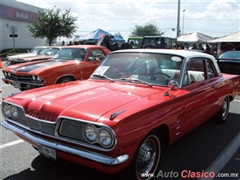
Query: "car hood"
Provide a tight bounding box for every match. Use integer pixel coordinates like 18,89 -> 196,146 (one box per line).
20,55 -> 52,61
6,80 -> 170,123
8,53 -> 38,60
8,59 -> 75,73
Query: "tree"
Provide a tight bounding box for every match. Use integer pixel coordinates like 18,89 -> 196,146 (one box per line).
130,22 -> 164,37
115,32 -> 123,39
28,7 -> 78,46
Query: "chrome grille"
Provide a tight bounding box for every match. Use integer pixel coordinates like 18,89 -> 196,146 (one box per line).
41,123 -> 56,135
10,73 -> 32,82
59,119 -> 86,141
15,106 -> 28,125
28,118 -> 41,131
27,117 -> 55,135
7,105 -> 56,135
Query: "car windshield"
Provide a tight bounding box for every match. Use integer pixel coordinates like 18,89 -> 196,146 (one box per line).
52,48 -> 88,61
219,51 -> 240,60
91,52 -> 184,86
30,47 -> 45,54
38,48 -> 60,56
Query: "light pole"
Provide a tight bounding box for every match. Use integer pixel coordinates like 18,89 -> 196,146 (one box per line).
176,0 -> 181,38
182,9 -> 186,35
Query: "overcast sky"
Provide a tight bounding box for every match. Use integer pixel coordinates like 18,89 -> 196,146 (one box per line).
15,0 -> 240,41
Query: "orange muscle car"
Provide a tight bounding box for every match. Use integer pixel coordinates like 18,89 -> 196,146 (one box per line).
2,45 -> 111,90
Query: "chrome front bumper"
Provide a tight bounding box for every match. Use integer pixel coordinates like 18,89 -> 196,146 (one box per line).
2,78 -> 44,89
1,120 -> 129,165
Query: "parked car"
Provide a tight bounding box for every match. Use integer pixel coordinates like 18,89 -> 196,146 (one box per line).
1,49 -> 240,180
7,46 -> 61,66
140,36 -> 177,49
127,37 -> 143,48
6,46 -> 47,65
2,45 -> 111,91
217,50 -> 240,75
217,50 -> 240,95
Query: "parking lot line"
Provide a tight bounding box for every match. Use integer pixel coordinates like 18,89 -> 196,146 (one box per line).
234,99 -> 240,103
0,139 -> 24,149
199,132 -> 240,180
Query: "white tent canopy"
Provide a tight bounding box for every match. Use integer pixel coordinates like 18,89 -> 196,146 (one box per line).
177,32 -> 214,43
208,31 -> 240,43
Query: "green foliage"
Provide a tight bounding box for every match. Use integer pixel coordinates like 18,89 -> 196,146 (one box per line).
130,22 -> 164,37
115,32 -> 123,39
28,7 -> 78,46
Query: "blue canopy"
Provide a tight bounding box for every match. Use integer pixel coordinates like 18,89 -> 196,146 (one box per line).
74,29 -> 125,42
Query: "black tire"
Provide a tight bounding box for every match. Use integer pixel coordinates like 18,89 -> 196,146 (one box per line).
118,130 -> 162,180
214,96 -> 230,124
120,43 -> 132,49
56,76 -> 74,84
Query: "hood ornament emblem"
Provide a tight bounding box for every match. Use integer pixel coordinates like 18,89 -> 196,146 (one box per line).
110,108 -> 127,120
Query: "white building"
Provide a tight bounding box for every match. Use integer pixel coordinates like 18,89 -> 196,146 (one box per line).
0,0 -> 45,52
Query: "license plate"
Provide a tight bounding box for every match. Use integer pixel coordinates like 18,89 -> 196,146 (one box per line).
38,144 -> 56,160
13,82 -> 21,88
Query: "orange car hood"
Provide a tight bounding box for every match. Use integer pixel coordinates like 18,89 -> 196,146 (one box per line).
6,80 -> 171,123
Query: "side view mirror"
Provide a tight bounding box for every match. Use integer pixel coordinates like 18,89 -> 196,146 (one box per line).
163,80 -> 179,97
168,80 -> 179,90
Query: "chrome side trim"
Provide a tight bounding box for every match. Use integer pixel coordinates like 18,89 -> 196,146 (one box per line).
1,120 -> 129,165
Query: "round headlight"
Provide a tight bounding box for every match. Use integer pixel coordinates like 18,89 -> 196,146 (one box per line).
2,103 -> 10,117
32,75 -> 36,81
84,125 -> 97,142
37,76 -> 42,82
7,72 -> 11,76
98,129 -> 113,147
10,105 -> 18,119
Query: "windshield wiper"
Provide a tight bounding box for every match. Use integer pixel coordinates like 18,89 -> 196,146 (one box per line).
118,77 -> 152,87
92,74 -> 115,82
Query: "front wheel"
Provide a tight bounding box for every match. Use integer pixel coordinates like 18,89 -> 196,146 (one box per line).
56,76 -> 74,84
119,131 -> 162,180
214,96 -> 230,124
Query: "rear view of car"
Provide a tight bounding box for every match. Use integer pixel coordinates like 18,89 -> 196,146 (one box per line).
217,51 -> 240,75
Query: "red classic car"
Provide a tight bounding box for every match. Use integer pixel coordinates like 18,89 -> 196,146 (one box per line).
1,49 -> 240,180
2,45 -> 111,90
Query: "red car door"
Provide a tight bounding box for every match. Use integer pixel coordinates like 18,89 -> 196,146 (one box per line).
181,58 -> 216,135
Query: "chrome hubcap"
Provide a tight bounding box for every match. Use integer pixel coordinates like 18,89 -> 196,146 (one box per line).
136,136 -> 159,178
222,98 -> 228,119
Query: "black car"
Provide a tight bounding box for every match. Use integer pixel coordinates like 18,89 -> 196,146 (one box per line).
140,36 -> 176,49
217,51 -> 240,74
